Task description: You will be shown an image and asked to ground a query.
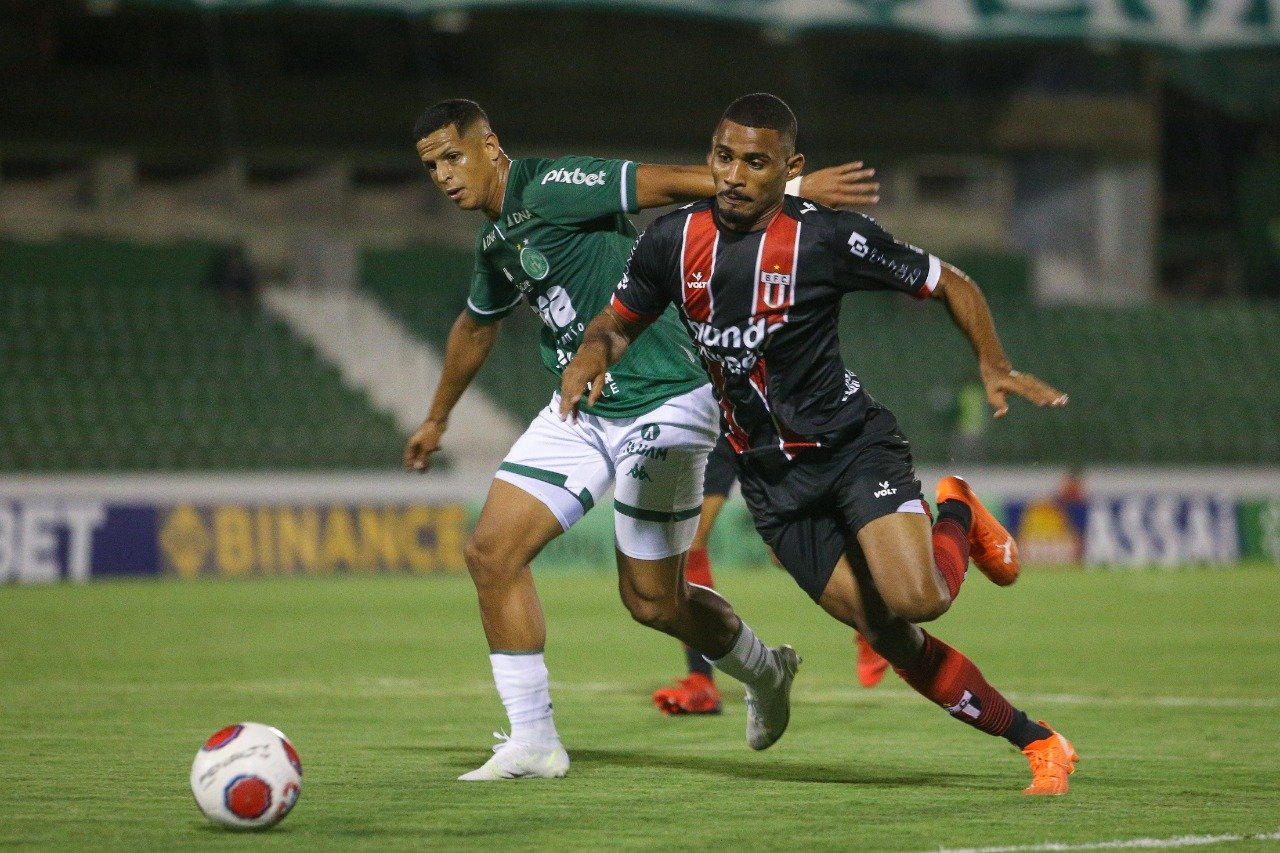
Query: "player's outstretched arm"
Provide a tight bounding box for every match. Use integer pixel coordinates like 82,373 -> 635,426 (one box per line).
405,311 -> 501,472
633,161 -> 879,209
559,305 -> 652,420
932,263 -> 1068,419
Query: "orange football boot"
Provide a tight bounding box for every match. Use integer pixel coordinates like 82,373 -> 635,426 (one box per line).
1021,722 -> 1079,795
653,673 -> 723,715
936,475 -> 1020,586
855,633 -> 889,688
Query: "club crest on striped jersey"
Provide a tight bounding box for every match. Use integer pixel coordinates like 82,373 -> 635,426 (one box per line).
760,270 -> 792,308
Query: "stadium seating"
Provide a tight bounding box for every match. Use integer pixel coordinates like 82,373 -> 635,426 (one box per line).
0,238 -> 405,471
362,246 -> 1280,466
847,293 -> 1280,465
9,237 -> 1272,472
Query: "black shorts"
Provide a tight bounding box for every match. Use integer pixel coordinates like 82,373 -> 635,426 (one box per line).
736,407 -> 924,602
702,435 -> 739,497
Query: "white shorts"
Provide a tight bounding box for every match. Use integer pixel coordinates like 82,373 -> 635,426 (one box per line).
494,384 -> 719,560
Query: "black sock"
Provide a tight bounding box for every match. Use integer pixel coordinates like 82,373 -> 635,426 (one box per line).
938,498 -> 973,533
1003,710 -> 1052,748
685,645 -> 714,678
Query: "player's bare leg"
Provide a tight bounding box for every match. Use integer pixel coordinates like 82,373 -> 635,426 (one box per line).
814,525 -> 1078,794
654,493 -> 727,715
458,479 -> 570,781
618,550 -> 799,750
466,479 -> 562,650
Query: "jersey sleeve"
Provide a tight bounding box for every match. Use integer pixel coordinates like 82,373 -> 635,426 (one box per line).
523,156 -> 639,224
610,225 -> 672,323
464,233 -> 522,324
832,212 -> 942,299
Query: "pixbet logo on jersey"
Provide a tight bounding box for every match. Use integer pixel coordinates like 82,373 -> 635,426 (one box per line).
541,167 -> 609,187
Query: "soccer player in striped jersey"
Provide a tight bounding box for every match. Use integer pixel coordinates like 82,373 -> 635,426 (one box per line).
561,93 -> 1080,795
404,99 -> 879,780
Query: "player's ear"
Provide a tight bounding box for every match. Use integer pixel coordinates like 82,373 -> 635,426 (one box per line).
483,131 -> 501,162
785,153 -> 805,180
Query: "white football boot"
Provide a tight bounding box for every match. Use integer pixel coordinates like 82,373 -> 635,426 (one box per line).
745,645 -> 801,751
458,732 -> 570,781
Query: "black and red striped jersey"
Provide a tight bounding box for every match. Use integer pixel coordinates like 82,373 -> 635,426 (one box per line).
612,196 -> 941,458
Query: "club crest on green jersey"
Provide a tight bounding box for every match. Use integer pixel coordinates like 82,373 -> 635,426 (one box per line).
520,246 -> 550,281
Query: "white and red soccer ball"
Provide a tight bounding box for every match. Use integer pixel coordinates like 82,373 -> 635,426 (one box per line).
190,722 -> 302,829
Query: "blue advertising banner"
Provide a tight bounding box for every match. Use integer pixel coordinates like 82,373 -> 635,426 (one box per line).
1005,494 -> 1241,567
0,499 -> 467,583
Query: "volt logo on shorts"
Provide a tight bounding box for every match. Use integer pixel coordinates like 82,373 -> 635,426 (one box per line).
640,424 -> 660,441
947,689 -> 982,720
540,167 -> 609,187
873,481 -> 897,499
627,464 -> 651,481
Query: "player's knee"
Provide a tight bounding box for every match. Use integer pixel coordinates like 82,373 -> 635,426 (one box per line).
620,588 -> 680,634
886,577 -> 951,623
463,535 -> 517,587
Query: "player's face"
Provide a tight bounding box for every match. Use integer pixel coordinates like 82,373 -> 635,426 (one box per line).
709,120 -> 803,232
416,122 -> 503,217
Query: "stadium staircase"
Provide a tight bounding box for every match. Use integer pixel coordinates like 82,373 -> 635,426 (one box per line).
262,283 -> 519,471
0,238 -> 406,471
360,246 -> 559,425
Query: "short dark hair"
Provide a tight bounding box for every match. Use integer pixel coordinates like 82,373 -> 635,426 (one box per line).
413,99 -> 490,143
720,93 -> 798,151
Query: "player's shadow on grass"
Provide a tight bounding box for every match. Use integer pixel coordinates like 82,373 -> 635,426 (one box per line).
572,747 -> 970,786
421,744 -> 969,787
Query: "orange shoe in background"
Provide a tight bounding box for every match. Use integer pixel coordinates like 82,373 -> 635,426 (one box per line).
855,633 -> 889,688
653,673 -> 723,715
1021,722 -> 1079,795
936,475 -> 1020,586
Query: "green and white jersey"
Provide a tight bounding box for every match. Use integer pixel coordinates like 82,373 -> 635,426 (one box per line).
466,156 -> 707,418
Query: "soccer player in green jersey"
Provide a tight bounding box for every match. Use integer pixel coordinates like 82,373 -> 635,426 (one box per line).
404,99 -> 878,780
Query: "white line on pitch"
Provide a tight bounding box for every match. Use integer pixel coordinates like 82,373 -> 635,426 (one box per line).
17,678 -> 1280,710
929,829 -> 1280,852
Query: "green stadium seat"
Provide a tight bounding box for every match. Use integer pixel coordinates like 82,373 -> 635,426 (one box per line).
1,238 -> 406,472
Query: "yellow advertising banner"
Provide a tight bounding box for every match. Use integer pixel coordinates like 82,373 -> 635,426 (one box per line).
158,503 -> 467,577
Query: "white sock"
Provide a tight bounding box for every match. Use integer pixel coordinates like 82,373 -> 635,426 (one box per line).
490,652 -> 560,745
708,622 -> 780,691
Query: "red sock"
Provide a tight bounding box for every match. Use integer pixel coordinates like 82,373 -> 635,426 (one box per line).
893,631 -> 1014,738
685,547 -> 715,589
932,518 -> 969,600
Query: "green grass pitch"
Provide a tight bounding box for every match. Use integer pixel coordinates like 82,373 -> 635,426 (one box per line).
3,565 -> 1279,850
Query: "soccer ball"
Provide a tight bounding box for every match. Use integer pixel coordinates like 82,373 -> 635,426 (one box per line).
189,722 -> 302,830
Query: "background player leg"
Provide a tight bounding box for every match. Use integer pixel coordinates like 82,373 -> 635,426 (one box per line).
653,492 -> 727,715
618,550 -> 799,751
458,479 -> 571,781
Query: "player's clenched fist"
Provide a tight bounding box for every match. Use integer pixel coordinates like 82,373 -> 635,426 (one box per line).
404,418 -> 446,472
